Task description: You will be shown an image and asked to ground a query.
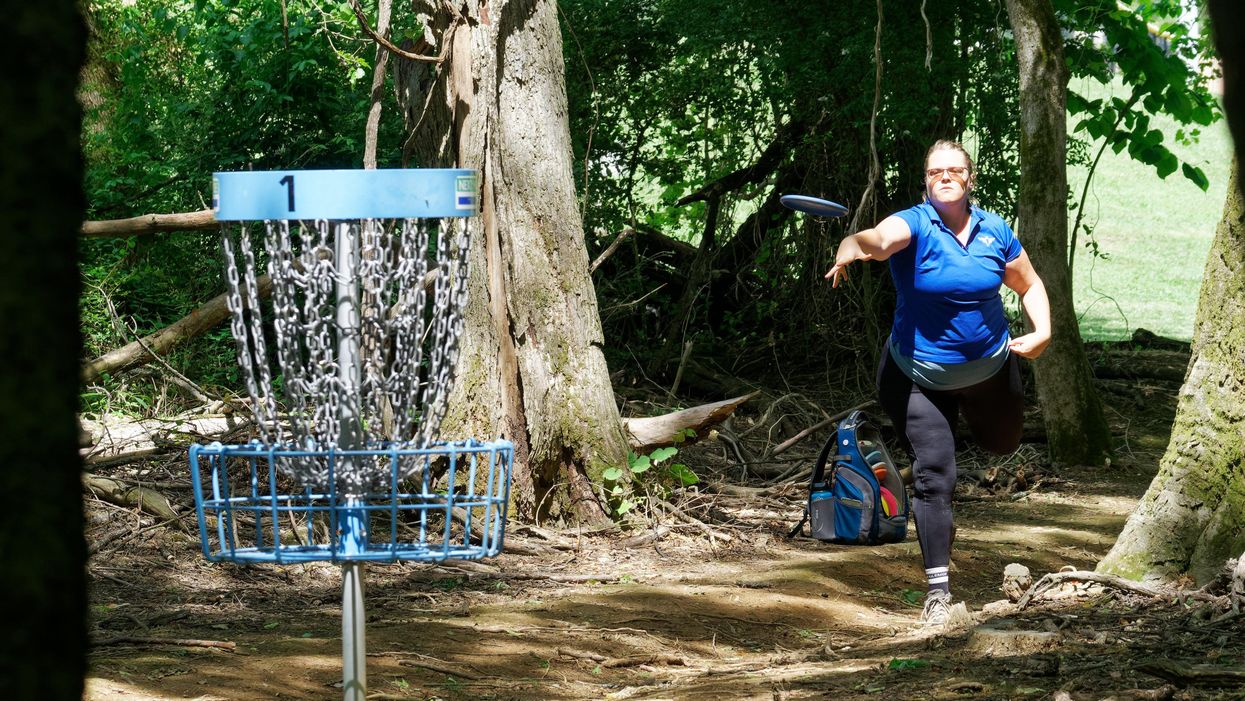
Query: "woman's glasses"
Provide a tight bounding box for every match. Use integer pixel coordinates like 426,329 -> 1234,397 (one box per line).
926,166 -> 969,180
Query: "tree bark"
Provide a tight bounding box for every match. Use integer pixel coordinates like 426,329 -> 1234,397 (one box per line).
362,0 -> 392,169
433,0 -> 628,526
1097,158 -> 1245,585
1207,2 -> 1245,175
1005,0 -> 1112,466
0,0 -> 88,696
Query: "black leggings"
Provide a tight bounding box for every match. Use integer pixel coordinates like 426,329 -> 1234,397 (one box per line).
876,347 -> 1024,590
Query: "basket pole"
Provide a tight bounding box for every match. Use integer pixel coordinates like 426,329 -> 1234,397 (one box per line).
336,221 -> 367,701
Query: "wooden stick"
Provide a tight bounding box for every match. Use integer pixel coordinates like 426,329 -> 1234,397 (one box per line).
83,274 -> 272,383
557,648 -> 606,662
589,227 -> 634,273
771,401 -> 876,456
397,658 -> 481,679
623,525 -> 670,548
668,339 -> 695,397
601,654 -> 687,668
92,636 -> 236,650
348,0 -> 446,63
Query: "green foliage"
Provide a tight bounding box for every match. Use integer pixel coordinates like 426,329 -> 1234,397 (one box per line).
1061,0 -> 1218,190
603,431 -> 699,517
1068,77 -> 1230,341
81,0 -> 407,411
564,0 -> 1022,375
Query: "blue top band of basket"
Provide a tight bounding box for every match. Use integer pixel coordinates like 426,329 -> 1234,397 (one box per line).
212,169 -> 479,221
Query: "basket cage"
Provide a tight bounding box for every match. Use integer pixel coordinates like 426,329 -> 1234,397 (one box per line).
190,439 -> 513,564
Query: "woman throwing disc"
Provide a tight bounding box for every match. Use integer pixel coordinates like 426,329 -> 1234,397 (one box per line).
827,140 -> 1051,627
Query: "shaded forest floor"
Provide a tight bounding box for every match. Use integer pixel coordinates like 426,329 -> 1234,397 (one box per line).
82,343 -> 1245,701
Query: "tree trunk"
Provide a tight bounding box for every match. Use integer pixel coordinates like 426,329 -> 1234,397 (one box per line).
362,0 -> 392,169
1097,158 -> 1245,585
1207,2 -> 1245,174
432,0 -> 628,526
1005,0 -> 1112,466
0,0 -> 88,696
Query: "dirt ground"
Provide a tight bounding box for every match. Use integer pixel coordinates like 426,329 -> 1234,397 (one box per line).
82,347 -> 1245,701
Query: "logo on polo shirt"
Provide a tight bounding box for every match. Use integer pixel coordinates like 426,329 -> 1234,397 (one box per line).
979,235 -> 996,246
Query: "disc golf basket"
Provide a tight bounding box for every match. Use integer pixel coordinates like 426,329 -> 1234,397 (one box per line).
189,169 -> 512,701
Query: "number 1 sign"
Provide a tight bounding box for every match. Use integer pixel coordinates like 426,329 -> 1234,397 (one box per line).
212,169 -> 478,221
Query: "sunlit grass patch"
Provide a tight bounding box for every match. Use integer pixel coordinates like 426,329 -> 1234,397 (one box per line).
1066,77 -> 1231,342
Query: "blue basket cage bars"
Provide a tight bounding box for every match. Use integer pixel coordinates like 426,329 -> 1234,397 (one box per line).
190,439 -> 513,564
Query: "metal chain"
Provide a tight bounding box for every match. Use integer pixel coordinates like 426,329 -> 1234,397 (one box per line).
220,215 -> 473,493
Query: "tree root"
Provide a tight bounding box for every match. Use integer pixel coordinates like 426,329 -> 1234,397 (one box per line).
1139,659 -> 1245,687
1017,570 -> 1226,609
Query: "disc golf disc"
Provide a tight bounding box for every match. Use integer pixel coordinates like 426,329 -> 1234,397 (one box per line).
873,464 -> 889,483
780,194 -> 848,218
879,486 -> 898,517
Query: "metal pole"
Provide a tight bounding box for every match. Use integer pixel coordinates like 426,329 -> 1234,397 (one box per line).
336,221 -> 366,701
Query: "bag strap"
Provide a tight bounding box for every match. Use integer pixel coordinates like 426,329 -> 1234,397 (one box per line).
786,509 -> 808,539
812,431 -> 847,487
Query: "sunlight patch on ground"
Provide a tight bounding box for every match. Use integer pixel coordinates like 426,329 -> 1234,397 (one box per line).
85,678 -> 222,701
966,523 -> 1118,548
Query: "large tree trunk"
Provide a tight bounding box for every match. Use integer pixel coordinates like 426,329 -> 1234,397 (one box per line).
1207,2 -> 1245,174
1005,0 -> 1112,466
1097,159 -> 1245,585
426,0 -> 628,526
0,0 -> 88,697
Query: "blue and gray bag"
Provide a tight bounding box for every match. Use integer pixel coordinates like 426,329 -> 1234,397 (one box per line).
788,410 -> 909,545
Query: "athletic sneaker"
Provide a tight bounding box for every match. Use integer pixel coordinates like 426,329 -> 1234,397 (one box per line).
921,590 -> 952,626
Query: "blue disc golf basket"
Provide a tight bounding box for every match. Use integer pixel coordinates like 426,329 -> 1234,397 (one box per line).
192,169 -> 512,701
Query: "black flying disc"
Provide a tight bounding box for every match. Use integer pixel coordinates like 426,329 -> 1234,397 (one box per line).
780,194 -> 848,218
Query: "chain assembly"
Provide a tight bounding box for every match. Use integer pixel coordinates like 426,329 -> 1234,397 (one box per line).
220,217 -> 472,494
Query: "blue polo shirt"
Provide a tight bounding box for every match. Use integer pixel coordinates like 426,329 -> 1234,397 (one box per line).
888,202 -> 1022,364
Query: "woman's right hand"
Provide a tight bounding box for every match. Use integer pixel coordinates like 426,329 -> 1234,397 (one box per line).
825,236 -> 871,288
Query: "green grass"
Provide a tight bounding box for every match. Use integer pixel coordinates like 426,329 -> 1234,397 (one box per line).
1067,76 -> 1232,342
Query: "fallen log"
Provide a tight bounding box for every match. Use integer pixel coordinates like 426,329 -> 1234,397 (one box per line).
81,414 -> 253,462
82,209 -> 217,238
82,274 -> 273,384
82,473 -> 181,523
622,391 -> 758,452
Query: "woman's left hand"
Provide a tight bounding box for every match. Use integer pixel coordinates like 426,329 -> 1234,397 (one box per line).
1008,332 -> 1050,359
